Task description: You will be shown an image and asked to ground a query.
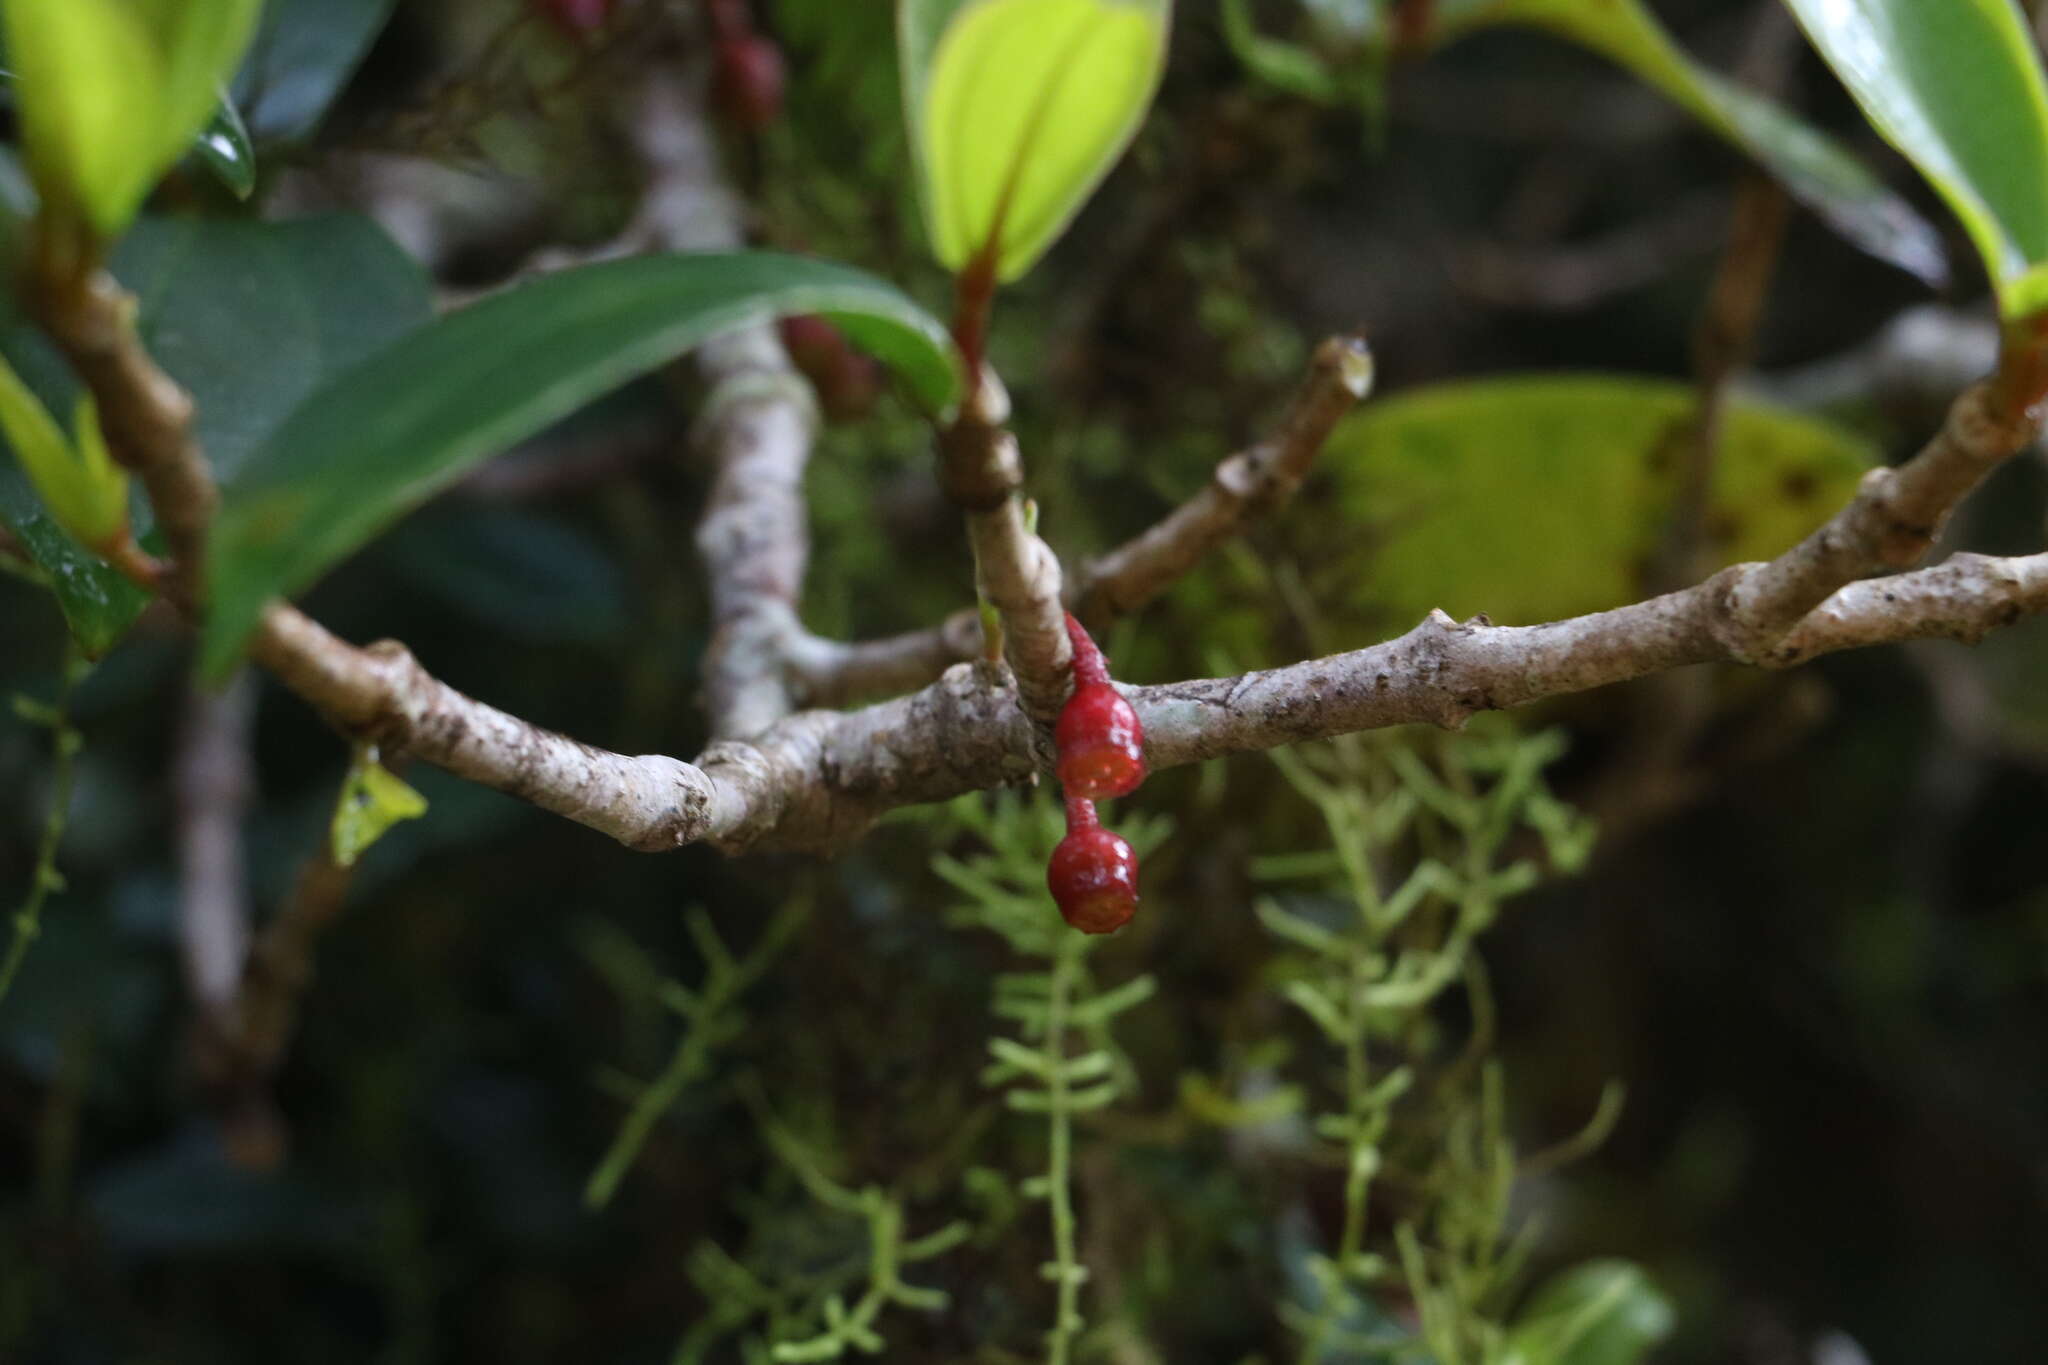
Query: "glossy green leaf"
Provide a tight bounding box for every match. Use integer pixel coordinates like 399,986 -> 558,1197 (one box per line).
193,91 -> 256,199
232,0 -> 396,142
331,748 -> 429,868
1505,1259 -> 1674,1365
906,0 -> 1171,280
1275,374 -> 1875,646
1782,0 -> 2048,319
202,251 -> 959,676
1450,0 -> 1946,286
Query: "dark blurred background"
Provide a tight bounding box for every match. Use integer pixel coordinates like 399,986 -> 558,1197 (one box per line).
2,1 -> 2045,1362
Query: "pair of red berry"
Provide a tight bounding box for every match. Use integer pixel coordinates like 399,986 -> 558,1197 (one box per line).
1047,615 -> 1146,934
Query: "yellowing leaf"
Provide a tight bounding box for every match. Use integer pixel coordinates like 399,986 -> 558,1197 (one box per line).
331,748 -> 429,868
1185,374 -> 1875,662
913,0 -> 1170,280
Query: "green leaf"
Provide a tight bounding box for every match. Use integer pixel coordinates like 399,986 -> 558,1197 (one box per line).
232,0 -> 397,142
906,0 -> 1172,280
331,748 -> 429,868
1505,1260 -> 1674,1365
113,214 -> 433,482
1782,0 -> 2048,319
202,251 -> 959,676
193,91 -> 256,199
1462,0 -> 1946,286
1266,374 -> 1875,648
0,470 -> 147,657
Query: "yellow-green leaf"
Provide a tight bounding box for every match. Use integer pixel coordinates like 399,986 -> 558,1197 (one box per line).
909,0 -> 1170,281
66,393 -> 129,547
0,353 -> 124,550
4,0 -> 164,237
331,749 -> 429,868
1198,374 -> 1875,655
2,0 -> 263,240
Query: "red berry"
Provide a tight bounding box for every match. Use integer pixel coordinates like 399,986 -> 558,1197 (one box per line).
780,315 -> 881,423
1056,683 -> 1146,798
712,34 -> 786,130
1055,614 -> 1146,799
538,0 -> 611,35
1047,800 -> 1139,934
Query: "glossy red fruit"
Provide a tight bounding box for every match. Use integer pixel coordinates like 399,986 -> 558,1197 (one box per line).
538,0 -> 611,35
712,33 -> 786,130
780,315 -> 881,423
1047,800 -> 1139,934
1056,614 -> 1146,799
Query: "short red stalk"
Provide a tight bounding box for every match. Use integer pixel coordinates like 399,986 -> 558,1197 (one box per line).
950,249 -> 999,390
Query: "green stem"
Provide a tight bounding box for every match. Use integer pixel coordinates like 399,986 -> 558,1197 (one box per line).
0,648 -> 84,1006
584,897 -> 809,1207
1044,936 -> 1084,1365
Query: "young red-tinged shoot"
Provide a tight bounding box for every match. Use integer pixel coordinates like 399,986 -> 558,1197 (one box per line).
1047,798 -> 1139,934
1056,613 -> 1146,799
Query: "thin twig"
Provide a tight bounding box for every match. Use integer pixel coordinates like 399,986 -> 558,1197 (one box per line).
1653,174 -> 1789,592
1073,334 -> 1374,625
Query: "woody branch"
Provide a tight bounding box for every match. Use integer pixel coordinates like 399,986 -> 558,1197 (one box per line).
19,76 -> 2048,860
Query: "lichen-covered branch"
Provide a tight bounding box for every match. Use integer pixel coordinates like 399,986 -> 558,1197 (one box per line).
937,375 -> 1074,733
1716,380 -> 2040,656
609,73 -> 823,740
249,603 -> 725,850
1073,334 -> 1374,624
1130,551 -> 2048,769
786,608 -> 983,708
